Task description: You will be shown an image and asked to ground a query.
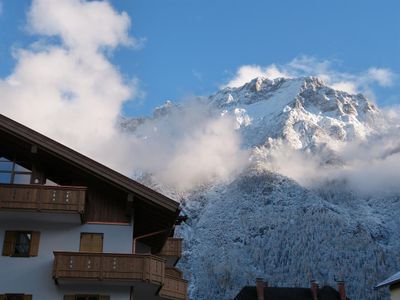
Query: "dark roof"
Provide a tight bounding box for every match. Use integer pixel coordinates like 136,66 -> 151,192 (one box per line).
234,285 -> 349,300
0,114 -> 182,251
0,114 -> 179,212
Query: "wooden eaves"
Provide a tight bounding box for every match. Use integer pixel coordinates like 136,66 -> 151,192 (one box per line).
0,114 -> 180,213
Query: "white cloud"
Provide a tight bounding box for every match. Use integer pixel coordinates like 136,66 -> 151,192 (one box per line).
0,0 -> 137,174
225,56 -> 396,97
253,107 -> 400,195
2,1 -> 396,195
367,67 -> 394,86
330,81 -> 358,94
27,0 -> 136,52
0,0 -> 247,192
131,101 -> 249,191
224,64 -> 287,88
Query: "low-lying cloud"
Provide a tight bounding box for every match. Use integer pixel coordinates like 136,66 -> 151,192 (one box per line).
253,110 -> 400,195
129,101 -> 249,191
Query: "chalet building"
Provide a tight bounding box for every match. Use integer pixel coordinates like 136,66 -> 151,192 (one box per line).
375,271 -> 400,300
234,278 -> 349,300
0,114 -> 187,300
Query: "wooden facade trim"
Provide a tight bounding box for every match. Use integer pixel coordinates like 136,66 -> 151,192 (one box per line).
158,238 -> 183,257
166,267 -> 183,279
157,237 -> 183,265
53,251 -> 166,285
0,296 -> 32,300
0,183 -> 86,215
159,275 -> 189,300
0,114 -> 179,212
79,233 -> 104,253
85,221 -> 131,226
53,252 -> 188,298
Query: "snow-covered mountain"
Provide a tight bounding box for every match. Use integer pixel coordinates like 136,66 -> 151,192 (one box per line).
211,76 -> 381,149
126,77 -> 400,300
177,168 -> 400,300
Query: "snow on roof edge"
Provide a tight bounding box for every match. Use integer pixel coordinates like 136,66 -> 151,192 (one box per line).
375,271 -> 400,289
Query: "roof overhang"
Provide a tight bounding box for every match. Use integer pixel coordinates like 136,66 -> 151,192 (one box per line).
0,114 -> 179,212
0,114 -> 180,250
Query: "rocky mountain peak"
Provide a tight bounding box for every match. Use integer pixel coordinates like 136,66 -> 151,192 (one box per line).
122,76 -> 399,300
209,76 -> 381,149
170,78 -> 398,300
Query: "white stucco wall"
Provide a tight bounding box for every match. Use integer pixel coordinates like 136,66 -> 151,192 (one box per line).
0,212 -> 134,300
391,287 -> 400,300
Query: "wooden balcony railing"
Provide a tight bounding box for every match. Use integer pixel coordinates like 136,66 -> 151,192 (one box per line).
0,184 -> 86,214
53,252 -> 165,285
159,274 -> 188,300
166,267 -> 183,279
158,238 -> 182,259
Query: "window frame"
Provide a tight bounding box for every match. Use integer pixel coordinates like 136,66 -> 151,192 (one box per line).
2,230 -> 40,257
12,231 -> 32,257
0,156 -> 32,185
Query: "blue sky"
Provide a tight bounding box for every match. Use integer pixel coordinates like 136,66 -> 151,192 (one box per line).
0,0 -> 399,116
0,0 -> 400,191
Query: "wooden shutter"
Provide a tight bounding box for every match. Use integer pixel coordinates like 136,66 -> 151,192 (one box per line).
24,295 -> 33,300
99,296 -> 110,300
29,231 -> 40,256
2,231 -> 15,256
80,233 -> 103,253
63,296 -> 75,300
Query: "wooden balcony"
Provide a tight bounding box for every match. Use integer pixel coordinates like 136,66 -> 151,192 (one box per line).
0,184 -> 86,215
159,267 -> 188,300
53,251 -> 165,286
158,238 -> 183,266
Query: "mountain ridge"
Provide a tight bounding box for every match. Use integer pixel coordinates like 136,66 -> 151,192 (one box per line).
210,76 -> 381,150
124,76 -> 399,300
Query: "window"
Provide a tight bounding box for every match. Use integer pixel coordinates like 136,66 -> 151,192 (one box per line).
44,178 -> 58,186
0,157 -> 32,184
76,296 -> 99,300
63,296 -> 109,300
2,231 -> 40,257
79,233 -> 103,253
0,295 -> 32,300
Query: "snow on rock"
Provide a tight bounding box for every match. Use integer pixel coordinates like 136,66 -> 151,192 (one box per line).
176,169 -> 400,300
209,76 -> 380,150
174,77 -> 398,300
124,76 -> 398,300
